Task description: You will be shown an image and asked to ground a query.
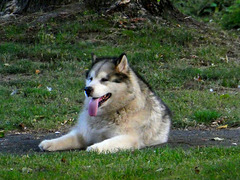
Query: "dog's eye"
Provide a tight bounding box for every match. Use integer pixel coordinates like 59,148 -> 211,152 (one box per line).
113,79 -> 121,83
101,78 -> 108,82
89,77 -> 93,81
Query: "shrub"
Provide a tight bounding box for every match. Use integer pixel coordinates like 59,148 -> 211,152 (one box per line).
222,0 -> 240,29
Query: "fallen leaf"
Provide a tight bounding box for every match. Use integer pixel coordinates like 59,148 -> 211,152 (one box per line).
155,54 -> 163,59
34,115 -> 45,119
61,157 -> 66,163
195,166 -> 200,174
22,167 -> 33,173
61,118 -> 74,126
225,54 -> 229,63
59,12 -> 68,16
61,120 -> 68,126
4,63 -> 10,67
211,121 -> 218,127
64,98 -> 69,102
191,55 -> 198,59
130,18 -> 146,23
35,69 -> 41,74
217,125 -> 228,129
19,123 -> 27,130
22,155 -> 29,159
211,137 -> 224,141
119,0 -> 130,5
156,168 -> 164,172
46,87 -> 52,92
37,84 -> 42,88
10,89 -> 18,96
194,75 -> 204,82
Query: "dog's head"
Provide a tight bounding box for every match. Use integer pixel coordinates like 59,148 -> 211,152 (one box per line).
84,53 -> 135,116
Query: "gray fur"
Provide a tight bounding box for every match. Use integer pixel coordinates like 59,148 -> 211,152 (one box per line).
39,54 -> 171,153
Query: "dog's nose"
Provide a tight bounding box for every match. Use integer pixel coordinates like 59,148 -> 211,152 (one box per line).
84,86 -> 93,97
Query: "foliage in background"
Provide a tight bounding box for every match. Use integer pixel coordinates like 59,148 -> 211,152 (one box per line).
222,0 -> 240,29
172,0 -> 240,29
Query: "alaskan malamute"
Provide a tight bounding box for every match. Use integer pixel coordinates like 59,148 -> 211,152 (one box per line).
39,53 -> 171,153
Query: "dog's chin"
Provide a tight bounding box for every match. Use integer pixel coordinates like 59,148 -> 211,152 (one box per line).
91,103 -> 112,117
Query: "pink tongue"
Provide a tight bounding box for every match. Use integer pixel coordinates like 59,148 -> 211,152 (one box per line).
88,98 -> 100,116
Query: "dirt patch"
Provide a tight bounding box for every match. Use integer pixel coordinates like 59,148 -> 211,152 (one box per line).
167,129 -> 240,148
0,129 -> 239,155
0,74 -> 33,83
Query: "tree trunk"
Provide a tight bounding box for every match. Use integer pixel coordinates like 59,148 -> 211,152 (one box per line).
1,0 -> 184,20
137,0 -> 179,16
0,0 -> 77,16
85,0 -> 183,19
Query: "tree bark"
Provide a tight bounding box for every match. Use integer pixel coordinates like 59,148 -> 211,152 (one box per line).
96,0 -> 183,19
0,0 -> 77,16
140,0 -> 178,16
1,0 -> 183,20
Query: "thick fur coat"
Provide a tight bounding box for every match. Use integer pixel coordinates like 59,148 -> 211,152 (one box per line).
39,53 -> 171,153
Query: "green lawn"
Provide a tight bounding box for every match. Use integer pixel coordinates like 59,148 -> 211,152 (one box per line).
0,2 -> 239,179
0,147 -> 240,179
0,14 -> 239,130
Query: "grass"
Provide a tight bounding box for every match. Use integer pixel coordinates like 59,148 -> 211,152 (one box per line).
0,146 -> 239,179
193,110 -> 222,123
0,13 -> 239,130
0,59 -> 85,130
0,3 -> 239,179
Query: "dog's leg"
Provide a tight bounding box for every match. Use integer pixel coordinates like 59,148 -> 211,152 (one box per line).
86,135 -> 139,153
39,130 -> 86,151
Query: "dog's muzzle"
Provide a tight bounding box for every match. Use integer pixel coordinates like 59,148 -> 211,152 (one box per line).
84,86 -> 93,97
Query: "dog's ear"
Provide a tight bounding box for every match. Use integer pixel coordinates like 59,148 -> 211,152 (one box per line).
91,53 -> 97,64
115,53 -> 129,74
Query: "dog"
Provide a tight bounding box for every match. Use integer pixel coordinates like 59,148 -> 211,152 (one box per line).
39,53 -> 171,153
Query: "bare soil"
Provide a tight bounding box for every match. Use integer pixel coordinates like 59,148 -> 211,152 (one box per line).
0,129 -> 239,155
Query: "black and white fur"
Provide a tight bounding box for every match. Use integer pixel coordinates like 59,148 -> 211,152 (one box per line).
39,53 -> 171,153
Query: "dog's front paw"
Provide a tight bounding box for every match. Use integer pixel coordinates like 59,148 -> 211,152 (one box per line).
86,144 -> 102,153
86,144 -> 114,153
39,140 -> 57,152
